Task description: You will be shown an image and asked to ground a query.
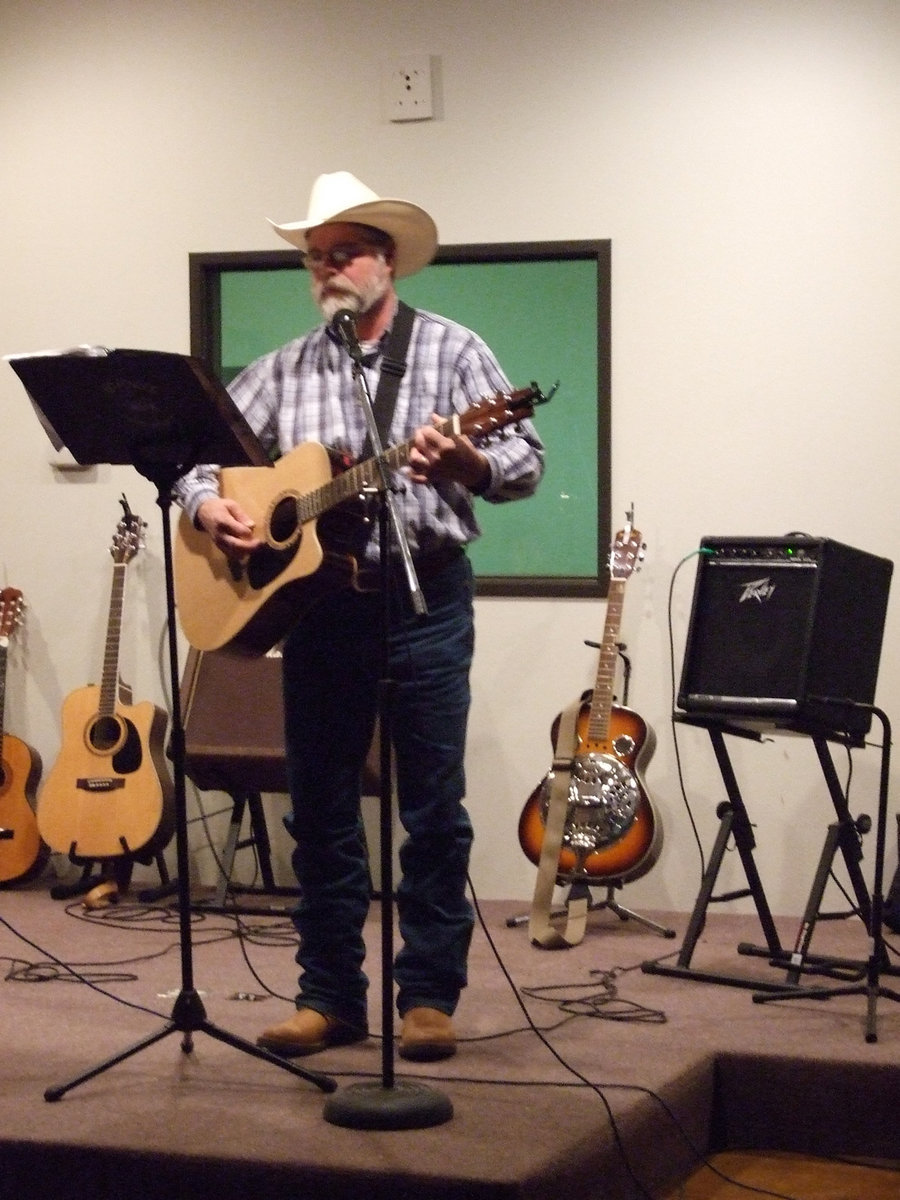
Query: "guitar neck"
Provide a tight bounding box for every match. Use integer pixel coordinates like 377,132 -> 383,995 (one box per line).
586,578 -> 626,742
0,641 -> 7,743
98,562 -> 126,716
296,411 -> 482,523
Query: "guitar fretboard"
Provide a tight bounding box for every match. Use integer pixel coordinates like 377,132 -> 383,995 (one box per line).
98,563 -> 127,717
296,432 -> 422,524
586,578 -> 626,743
0,642 -> 7,742
293,389 -> 537,525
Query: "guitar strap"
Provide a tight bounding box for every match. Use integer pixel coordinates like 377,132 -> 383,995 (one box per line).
359,300 -> 416,460
528,696 -> 589,949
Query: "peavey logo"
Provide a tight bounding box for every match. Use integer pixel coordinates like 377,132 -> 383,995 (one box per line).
739,576 -> 776,603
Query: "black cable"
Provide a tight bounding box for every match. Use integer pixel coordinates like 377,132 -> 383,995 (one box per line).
467,878 -> 811,1200
667,549 -> 713,882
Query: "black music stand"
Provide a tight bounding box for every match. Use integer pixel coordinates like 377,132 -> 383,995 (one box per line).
8,346 -> 336,1100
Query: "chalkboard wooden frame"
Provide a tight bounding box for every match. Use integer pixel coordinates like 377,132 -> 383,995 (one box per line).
189,240 -> 611,598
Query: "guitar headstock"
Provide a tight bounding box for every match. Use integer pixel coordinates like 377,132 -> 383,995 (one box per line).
0,588 -> 25,642
609,508 -> 646,581
456,380 -> 557,440
110,495 -> 146,565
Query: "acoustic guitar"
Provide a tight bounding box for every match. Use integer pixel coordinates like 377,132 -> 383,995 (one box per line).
174,383 -> 553,654
0,588 -> 47,885
518,514 -> 662,884
37,502 -> 174,863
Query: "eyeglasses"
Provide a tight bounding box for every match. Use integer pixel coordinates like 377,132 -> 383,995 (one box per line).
301,242 -> 381,271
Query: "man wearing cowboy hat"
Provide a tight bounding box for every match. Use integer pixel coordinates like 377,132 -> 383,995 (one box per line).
175,171 -> 544,1061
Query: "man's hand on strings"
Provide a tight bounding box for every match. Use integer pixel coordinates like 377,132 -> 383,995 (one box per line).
408,414 -> 490,492
196,497 -> 263,559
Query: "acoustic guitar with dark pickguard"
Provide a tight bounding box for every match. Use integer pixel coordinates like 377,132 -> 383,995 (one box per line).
518,514 -> 662,884
37,501 -> 174,863
174,383 -> 553,655
0,588 -> 47,885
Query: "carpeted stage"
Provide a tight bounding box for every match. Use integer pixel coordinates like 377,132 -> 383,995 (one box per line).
0,881 -> 897,1200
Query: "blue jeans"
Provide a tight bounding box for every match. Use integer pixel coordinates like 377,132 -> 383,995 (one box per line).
280,551 -> 476,1029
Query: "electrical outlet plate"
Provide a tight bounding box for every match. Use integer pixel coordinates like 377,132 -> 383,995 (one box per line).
386,57 -> 433,123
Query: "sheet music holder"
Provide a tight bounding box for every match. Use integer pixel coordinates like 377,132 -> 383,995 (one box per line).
6,346 -> 269,473
7,345 -> 335,1101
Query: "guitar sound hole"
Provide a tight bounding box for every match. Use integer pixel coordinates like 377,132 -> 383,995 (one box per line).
612,734 -> 635,758
89,716 -> 124,754
268,497 -> 300,549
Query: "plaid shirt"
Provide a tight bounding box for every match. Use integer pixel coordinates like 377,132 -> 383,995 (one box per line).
176,306 -> 545,565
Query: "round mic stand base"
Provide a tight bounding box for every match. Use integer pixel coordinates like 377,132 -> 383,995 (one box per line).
324,1080 -> 453,1131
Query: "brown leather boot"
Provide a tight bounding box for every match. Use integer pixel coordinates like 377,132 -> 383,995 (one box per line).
398,1006 -> 457,1061
256,1008 -> 368,1057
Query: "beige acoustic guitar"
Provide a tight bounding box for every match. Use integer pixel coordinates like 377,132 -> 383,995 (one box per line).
0,588 -> 47,885
174,384 -> 552,654
38,502 -> 174,863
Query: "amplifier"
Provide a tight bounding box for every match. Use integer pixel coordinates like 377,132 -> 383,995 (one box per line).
181,646 -> 288,794
677,535 -> 892,738
180,645 -> 380,795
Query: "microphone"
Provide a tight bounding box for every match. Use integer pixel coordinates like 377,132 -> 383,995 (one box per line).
330,308 -> 362,361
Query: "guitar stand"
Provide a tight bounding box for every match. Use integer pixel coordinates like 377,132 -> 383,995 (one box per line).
643,715 -> 878,994
578,881 -> 676,938
506,879 -> 677,939
13,347 -> 336,1101
48,850 -> 173,903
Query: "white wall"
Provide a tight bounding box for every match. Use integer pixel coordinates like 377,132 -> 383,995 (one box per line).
2,0 -> 898,916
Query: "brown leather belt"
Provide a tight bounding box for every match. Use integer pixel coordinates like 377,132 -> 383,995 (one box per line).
354,544 -> 464,591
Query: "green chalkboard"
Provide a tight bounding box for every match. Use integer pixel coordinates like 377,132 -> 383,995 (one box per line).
189,241 -> 611,597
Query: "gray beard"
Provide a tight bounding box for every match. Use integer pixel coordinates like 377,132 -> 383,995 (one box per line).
313,259 -> 391,324
318,291 -> 360,322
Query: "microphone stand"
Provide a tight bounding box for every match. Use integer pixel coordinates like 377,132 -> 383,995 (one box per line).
322,314 -> 453,1130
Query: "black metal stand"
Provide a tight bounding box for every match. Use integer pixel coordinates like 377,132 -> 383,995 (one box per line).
506,879 -> 676,938
321,324 -> 452,1131
189,789 -> 299,917
753,704 -> 900,1042
10,347 -> 336,1100
47,847 -> 176,904
643,715 -> 877,993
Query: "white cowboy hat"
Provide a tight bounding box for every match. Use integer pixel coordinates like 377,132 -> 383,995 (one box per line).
268,170 -> 438,279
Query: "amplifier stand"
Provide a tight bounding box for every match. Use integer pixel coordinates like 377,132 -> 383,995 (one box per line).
643,715 -> 872,992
